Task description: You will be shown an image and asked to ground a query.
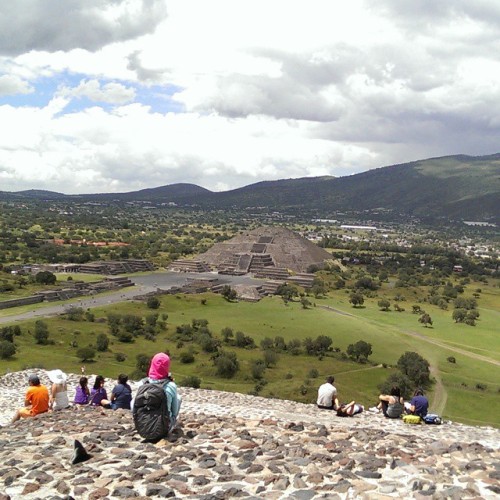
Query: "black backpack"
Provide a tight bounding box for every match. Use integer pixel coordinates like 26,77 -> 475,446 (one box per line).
133,381 -> 170,440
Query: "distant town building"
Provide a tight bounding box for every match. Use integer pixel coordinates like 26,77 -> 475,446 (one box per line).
340,225 -> 377,231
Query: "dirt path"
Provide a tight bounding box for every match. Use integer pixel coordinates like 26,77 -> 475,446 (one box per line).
318,305 -> 354,317
429,364 -> 447,415
402,329 -> 500,367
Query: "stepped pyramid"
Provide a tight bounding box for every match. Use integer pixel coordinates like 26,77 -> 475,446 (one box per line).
199,226 -> 332,274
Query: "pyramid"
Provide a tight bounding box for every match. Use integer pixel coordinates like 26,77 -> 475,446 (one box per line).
199,226 -> 332,274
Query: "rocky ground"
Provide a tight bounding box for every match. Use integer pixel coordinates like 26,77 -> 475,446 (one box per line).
0,370 -> 498,499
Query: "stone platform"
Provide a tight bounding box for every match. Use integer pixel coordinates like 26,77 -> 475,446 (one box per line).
0,370 -> 498,499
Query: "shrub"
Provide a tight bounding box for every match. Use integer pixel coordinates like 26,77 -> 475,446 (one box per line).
447,356 -> 456,364
34,320 -> 50,345
263,349 -> 279,368
96,333 -> 109,352
146,296 -> 160,309
181,375 -> 201,389
76,346 -> 96,362
179,351 -> 195,364
0,340 -> 16,359
308,368 -> 319,378
115,352 -> 126,362
251,360 -> 266,380
377,299 -> 391,311
475,383 -> 487,391
136,353 -> 152,374
214,351 -> 240,378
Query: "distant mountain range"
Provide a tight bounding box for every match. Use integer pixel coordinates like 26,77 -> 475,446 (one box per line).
2,154 -> 499,221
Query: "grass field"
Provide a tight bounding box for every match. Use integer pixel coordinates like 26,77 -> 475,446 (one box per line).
1,284 -> 498,427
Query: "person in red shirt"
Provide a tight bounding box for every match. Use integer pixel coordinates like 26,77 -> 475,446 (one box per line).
11,374 -> 49,423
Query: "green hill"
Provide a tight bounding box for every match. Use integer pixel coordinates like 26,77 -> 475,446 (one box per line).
1,154 -> 499,220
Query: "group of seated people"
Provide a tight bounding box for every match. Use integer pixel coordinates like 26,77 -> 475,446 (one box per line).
316,375 -> 429,419
11,352 -> 181,430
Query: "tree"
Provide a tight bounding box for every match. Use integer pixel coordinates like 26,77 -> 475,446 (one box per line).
378,372 -> 413,399
251,359 -> 266,379
136,353 -> 152,374
300,297 -> 312,309
234,331 -> 255,349
276,283 -> 299,304
347,340 -> 373,362
354,276 -> 379,290
64,306 -> 85,321
221,327 -> 234,343
34,320 -> 50,345
0,340 -> 16,359
77,346 -> 96,362
221,285 -> 237,302
349,292 -> 364,308
35,271 -> 56,285
418,313 -> 433,328
397,351 -> 431,387
287,338 -> 302,355
377,299 -> 391,311
452,309 -> 467,323
96,333 -> 109,352
214,351 -> 240,378
263,349 -> 279,367
146,296 -> 160,309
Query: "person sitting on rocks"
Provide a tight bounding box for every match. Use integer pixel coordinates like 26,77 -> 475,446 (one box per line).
336,401 -> 364,417
145,353 -> 181,430
378,386 -> 405,419
100,373 -> 132,410
317,375 -> 339,410
11,374 -> 49,423
405,388 -> 429,418
89,375 -> 108,406
48,369 -> 70,411
74,376 -> 90,405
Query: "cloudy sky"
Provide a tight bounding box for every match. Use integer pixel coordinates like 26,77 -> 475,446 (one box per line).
1,0 -> 499,194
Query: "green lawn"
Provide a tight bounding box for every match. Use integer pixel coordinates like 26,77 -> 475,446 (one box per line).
1,288 -> 498,427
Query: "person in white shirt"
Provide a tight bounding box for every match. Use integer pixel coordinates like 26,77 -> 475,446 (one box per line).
317,375 -> 339,410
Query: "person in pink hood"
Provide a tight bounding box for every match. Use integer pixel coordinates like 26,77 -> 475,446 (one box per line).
146,353 -> 181,430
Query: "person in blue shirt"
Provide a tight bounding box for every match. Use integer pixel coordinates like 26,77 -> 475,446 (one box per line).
109,373 -> 132,410
407,388 -> 429,417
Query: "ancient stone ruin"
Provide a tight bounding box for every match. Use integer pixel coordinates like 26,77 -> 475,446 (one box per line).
198,226 -> 332,275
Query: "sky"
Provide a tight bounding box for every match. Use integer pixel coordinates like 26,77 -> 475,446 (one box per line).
1,0 -> 500,194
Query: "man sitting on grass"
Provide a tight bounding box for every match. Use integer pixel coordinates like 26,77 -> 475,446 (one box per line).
11,374 -> 49,423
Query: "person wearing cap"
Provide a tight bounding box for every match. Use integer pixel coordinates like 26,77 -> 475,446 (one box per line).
144,352 -> 181,431
47,369 -> 70,411
11,374 -> 49,423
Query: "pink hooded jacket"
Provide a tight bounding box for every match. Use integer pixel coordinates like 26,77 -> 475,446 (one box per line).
148,353 -> 170,380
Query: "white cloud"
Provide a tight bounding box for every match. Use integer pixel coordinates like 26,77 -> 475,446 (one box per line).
58,79 -> 136,104
1,0 -> 500,194
0,75 -> 33,96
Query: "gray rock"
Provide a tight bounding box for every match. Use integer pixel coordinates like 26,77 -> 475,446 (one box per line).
111,486 -> 139,498
145,484 -> 175,497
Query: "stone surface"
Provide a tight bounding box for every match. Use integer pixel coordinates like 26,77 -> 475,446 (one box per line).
0,369 -> 498,499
